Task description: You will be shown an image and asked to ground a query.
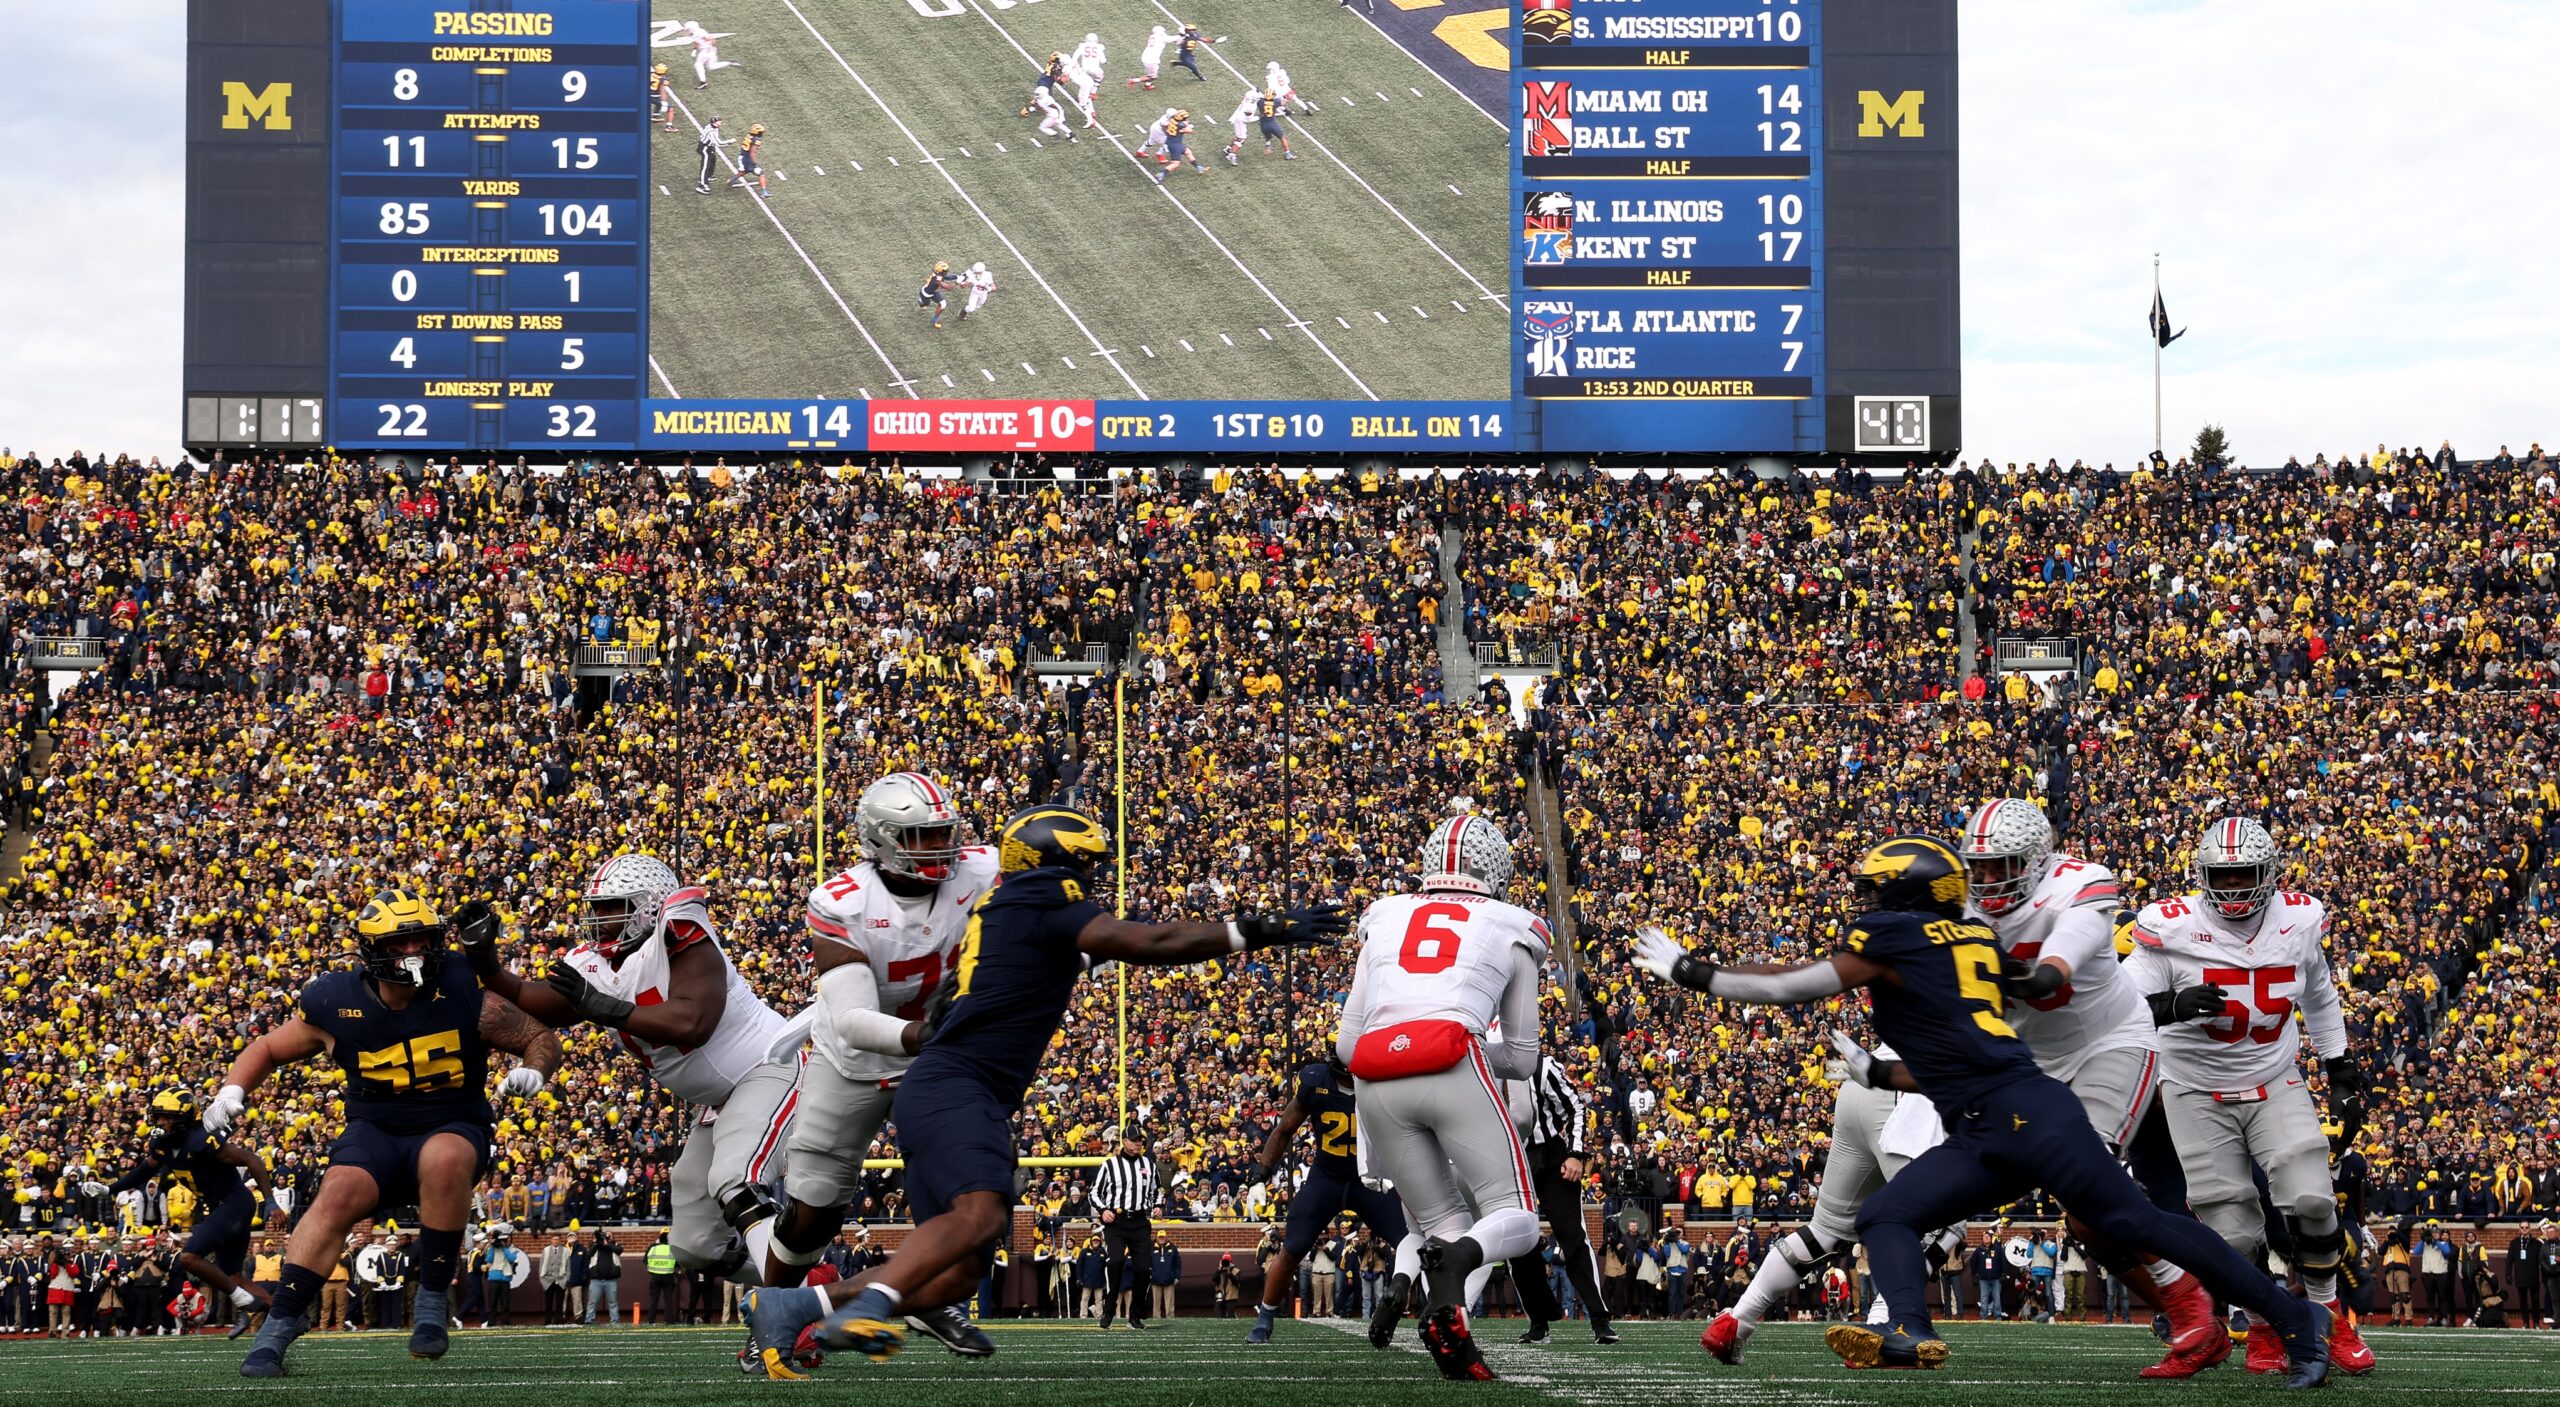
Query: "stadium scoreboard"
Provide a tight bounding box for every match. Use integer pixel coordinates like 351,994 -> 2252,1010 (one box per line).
184,0 -> 1954,458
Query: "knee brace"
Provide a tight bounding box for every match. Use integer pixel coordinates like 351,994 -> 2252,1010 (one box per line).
719,1182 -> 781,1236
1776,1227 -> 1838,1274
771,1202 -> 841,1268
2285,1194 -> 2343,1278
1925,1226 -> 1967,1278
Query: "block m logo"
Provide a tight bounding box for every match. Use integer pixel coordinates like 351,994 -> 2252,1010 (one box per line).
221,81 -> 294,131
1856,89 -> 1925,138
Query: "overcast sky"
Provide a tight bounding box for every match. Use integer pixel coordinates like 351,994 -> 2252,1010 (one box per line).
6,0 -> 2553,464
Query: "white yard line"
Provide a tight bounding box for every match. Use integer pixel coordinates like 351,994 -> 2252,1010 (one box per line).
648,355 -> 680,397
963,0 -> 1378,400
1343,7 -> 1505,130
1147,0 -> 1506,308
663,88 -> 914,395
774,0 -> 1148,398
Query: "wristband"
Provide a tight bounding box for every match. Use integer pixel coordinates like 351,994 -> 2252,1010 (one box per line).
1227,921 -> 1246,953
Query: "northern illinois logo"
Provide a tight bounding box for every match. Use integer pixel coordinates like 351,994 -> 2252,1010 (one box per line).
1522,299 -> 1573,379
1522,190 -> 1573,265
1522,0 -> 1572,46
1523,81 -> 1572,158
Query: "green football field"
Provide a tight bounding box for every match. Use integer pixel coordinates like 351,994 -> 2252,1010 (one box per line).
642,0 -> 1513,403
14,1319 -> 2560,1406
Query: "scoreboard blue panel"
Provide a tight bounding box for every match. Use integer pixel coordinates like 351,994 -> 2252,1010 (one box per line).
329,0 -> 649,452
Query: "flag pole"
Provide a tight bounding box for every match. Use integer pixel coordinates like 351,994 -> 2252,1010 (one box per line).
2153,253 -> 2163,457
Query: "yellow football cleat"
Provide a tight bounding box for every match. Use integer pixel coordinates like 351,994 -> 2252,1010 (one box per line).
1825,1322 -> 1948,1371
759,1346 -> 813,1380
818,1316 -> 904,1362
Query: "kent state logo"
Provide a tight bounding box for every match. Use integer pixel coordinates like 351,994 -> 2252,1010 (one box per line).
1523,81 -> 1571,158
1522,0 -> 1572,46
1522,300 -> 1573,379
1522,190 -> 1574,266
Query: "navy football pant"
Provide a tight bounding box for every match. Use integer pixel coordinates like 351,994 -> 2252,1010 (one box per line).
1856,1073 -> 2309,1341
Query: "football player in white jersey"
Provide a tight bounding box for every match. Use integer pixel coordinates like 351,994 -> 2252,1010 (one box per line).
1334,813 -> 1548,1382
1222,85 -> 1260,165
1958,799 -> 2224,1377
761,772 -> 1001,1369
1264,61 -> 1315,114
1071,33 -> 1106,116
469,854 -> 802,1286
1699,1037 -> 1955,1363
2125,816 -> 2375,1377
1129,25 -> 1171,90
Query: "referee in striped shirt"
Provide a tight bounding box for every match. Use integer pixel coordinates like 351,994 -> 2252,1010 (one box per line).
1092,1127 -> 1158,1329
1509,1054 -> 1617,1344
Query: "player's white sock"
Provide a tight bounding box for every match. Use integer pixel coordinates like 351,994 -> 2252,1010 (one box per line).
1393,1233 -> 1425,1281
1732,1246 -> 1806,1330
1461,1261 -> 1496,1313
1463,1208 -> 1540,1266
739,1218 -> 777,1282
2150,1260 -> 2187,1289
1865,1292 -> 1891,1326
231,1286 -> 256,1307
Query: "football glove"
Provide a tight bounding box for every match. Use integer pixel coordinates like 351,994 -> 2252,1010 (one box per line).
1632,928 -> 1716,992
499,1068 -> 546,1101
1999,954 -> 2067,1002
203,1084 -> 247,1136
2323,1055 -> 2368,1141
1235,903 -> 1351,952
1827,1030 -> 1880,1088
545,963 -> 637,1028
2145,982 -> 2228,1026
451,899 -> 501,971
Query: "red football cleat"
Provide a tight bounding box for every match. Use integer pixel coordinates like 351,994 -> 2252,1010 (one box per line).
1700,1312 -> 1750,1365
2154,1270 -> 2218,1354
2242,1321 -> 2287,1375
1419,1307 -> 1495,1382
2323,1304 -> 2376,1376
2136,1318 -> 2231,1379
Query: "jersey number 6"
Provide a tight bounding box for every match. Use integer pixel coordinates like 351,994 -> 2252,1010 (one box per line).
1398,902 -> 1470,975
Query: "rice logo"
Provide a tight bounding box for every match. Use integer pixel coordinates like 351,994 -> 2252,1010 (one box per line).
1523,299 -> 1573,379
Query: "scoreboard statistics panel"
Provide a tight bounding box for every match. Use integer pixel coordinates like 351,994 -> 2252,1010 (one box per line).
180,0 -> 1954,457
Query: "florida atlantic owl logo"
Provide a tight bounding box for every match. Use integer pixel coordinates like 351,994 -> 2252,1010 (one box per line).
1522,300 -> 1573,379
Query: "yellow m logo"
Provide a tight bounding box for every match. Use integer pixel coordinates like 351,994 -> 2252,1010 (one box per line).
1856,89 -> 1925,138
221,81 -> 293,131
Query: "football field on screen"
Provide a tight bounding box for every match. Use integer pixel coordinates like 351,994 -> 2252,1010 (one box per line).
14,1321 -> 2560,1407
643,0 -> 1514,404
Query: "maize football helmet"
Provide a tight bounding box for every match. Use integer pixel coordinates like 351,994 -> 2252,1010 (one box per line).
356,888 -> 444,986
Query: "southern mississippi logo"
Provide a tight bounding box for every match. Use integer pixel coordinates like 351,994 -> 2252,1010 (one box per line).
1522,0 -> 1572,46
1522,190 -> 1573,265
1522,300 -> 1573,379
1523,81 -> 1571,158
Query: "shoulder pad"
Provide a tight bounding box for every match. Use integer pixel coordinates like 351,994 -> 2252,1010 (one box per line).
2129,922 -> 2167,949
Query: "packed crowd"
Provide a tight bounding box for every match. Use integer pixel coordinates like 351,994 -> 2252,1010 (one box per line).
1,450 -> 2553,1295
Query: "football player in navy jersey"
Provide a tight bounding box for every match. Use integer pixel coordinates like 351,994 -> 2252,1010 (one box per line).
740,803 -> 1348,1373
1630,837 -> 2333,1387
1242,1057 -> 1407,1345
111,1089 -> 280,1336
216,890 -> 562,1377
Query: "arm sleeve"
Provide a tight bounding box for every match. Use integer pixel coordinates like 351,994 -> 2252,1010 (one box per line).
816,962 -> 913,1054
2039,901 -> 2119,979
2295,934 -> 2348,1059
1704,961 -> 1847,1005
1332,947 -> 1374,1068
1487,945 -> 1542,1079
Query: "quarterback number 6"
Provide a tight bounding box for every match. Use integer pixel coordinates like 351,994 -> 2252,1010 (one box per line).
2200,965 -> 2295,1045
1398,902 -> 1469,975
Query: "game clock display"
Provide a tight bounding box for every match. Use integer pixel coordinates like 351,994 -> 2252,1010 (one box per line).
182,0 -> 1954,456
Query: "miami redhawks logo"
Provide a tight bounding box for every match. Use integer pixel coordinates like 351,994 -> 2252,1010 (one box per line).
1523,81 -> 1571,157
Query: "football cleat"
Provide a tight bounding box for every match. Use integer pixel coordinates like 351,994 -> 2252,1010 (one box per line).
816,1287 -> 906,1363
1368,1273 -> 1409,1348
2243,1320 -> 2288,1375
2155,1268 -> 2218,1354
2137,1319 -> 2232,1379
1517,1325 -> 1550,1346
907,1304 -> 996,1358
1592,1326 -> 1620,1345
1417,1237 -> 1484,1321
1700,1311 -> 1751,1365
227,1315 -> 258,1341
237,1313 -> 307,1379
746,1286 -> 827,1380
1418,1306 -> 1495,1382
408,1290 -> 451,1360
2277,1300 -> 2332,1390
2323,1303 -> 2375,1376
1246,1305 -> 1277,1345
1825,1322 -> 1948,1371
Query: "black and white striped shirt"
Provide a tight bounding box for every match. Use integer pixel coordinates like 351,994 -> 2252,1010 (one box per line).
1528,1055 -> 1586,1155
1092,1152 -> 1157,1215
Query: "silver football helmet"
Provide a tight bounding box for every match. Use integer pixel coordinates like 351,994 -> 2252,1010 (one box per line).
2191,816 -> 2281,921
579,852 -> 681,958
857,771 -> 969,883
1420,812 -> 1513,897
1956,799 -> 2053,917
